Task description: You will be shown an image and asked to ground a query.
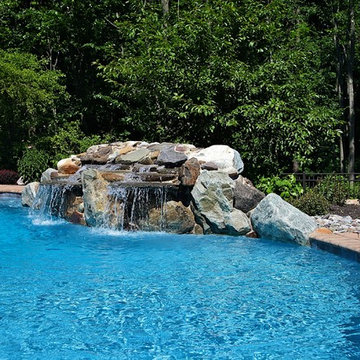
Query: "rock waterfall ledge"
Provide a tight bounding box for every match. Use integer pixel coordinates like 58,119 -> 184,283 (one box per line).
22,141 -> 318,245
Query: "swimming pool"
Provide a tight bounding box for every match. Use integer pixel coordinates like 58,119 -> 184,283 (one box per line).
0,197 -> 360,359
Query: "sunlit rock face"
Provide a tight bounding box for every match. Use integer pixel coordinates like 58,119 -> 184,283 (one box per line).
191,171 -> 251,236
251,193 -> 317,246
23,140 -> 317,243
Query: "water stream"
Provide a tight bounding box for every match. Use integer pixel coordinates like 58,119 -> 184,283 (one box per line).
105,185 -> 168,231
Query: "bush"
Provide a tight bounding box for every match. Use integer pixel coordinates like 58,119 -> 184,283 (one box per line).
38,120 -> 114,166
314,175 -> 349,206
290,189 -> 330,216
0,169 -> 19,184
256,175 -> 304,201
17,148 -> 50,183
348,181 -> 360,199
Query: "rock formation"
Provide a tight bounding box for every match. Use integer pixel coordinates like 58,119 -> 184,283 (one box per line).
22,140 -> 317,245
251,193 -> 317,246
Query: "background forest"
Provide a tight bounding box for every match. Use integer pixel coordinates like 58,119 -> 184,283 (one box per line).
0,0 -> 358,179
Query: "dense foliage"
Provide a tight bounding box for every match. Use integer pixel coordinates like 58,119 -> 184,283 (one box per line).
256,175 -> 304,200
17,148 -> 50,183
315,175 -> 350,206
290,189 -> 331,216
0,0 -> 358,178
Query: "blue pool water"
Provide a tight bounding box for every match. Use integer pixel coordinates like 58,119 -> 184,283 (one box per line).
0,197 -> 360,359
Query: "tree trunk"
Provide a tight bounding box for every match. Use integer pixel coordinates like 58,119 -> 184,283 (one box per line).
347,0 -> 356,181
161,0 -> 169,15
340,135 -> 344,172
333,15 -> 346,172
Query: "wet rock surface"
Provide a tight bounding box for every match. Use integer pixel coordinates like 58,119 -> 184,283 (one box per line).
22,182 -> 39,207
140,201 -> 195,233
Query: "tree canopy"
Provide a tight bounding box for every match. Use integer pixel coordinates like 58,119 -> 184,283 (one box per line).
0,0 -> 358,177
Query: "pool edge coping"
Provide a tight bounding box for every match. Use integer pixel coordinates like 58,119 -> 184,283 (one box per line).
0,185 -> 24,194
309,231 -> 360,263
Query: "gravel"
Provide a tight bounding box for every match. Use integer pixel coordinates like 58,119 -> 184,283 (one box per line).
313,214 -> 360,234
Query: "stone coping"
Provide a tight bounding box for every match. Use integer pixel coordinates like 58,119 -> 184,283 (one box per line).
0,185 -> 24,194
310,230 -> 360,263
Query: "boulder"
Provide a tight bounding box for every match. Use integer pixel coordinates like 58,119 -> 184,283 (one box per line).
147,142 -> 173,152
40,168 -> 57,183
141,201 -> 195,233
179,158 -> 201,186
64,195 -> 86,225
81,169 -> 109,227
191,171 -> 251,235
81,143 -> 143,164
174,143 -> 197,155
191,203 -> 212,234
251,193 -> 317,246
21,182 -> 39,207
234,176 -> 265,213
108,145 -> 136,162
157,145 -> 188,167
57,158 -> 80,174
191,145 -> 244,175
80,144 -> 113,164
116,148 -> 152,165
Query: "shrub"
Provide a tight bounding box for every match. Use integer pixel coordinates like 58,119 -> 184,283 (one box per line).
290,189 -> 330,216
39,120 -> 114,166
314,175 -> 349,206
348,181 -> 360,199
256,175 -> 304,201
17,148 -> 50,183
0,169 -> 19,184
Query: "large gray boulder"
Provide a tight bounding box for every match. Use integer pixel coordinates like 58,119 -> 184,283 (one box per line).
117,148 -> 152,165
81,169 -> 110,227
234,176 -> 265,213
157,145 -> 188,167
251,193 -> 317,246
191,171 -> 251,235
21,182 -> 39,207
191,145 -> 244,176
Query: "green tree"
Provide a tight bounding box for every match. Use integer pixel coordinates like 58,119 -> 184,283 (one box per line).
98,0 -> 342,176
0,50 -> 66,168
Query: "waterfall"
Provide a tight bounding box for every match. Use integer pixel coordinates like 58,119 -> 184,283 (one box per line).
32,184 -> 68,219
104,185 -> 168,231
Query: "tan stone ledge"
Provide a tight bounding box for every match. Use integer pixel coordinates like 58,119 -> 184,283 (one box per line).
310,229 -> 360,263
0,185 -> 24,194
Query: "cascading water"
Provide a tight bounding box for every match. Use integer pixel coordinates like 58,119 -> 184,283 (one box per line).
32,184 -> 65,217
31,183 -> 77,222
104,185 -> 168,231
